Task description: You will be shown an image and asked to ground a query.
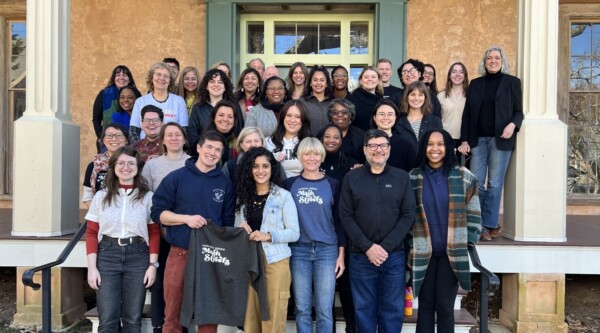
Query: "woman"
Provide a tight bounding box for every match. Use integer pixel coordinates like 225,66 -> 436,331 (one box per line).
317,125 -> 358,333
188,68 -> 235,152
396,81 -> 443,155
233,68 -> 264,120
302,65 -> 333,135
176,66 -> 201,115
129,62 -> 188,142
92,65 -> 137,153
246,76 -> 291,137
458,46 -> 523,241
82,123 -> 129,207
265,100 -> 311,178
331,66 -> 350,99
141,122 -> 190,332
222,126 -> 264,183
327,99 -> 365,164
346,66 -> 383,132
423,64 -> 439,96
203,100 -> 243,163
439,62 -> 469,149
235,147 -> 300,333
286,62 -> 308,100
111,85 -> 141,131
371,99 -> 417,172
395,59 -> 442,118
211,61 -> 232,81
409,129 -> 481,333
86,146 -> 159,332
285,137 -> 345,333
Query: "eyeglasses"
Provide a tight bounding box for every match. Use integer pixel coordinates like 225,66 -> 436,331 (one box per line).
401,68 -> 418,76
331,110 -> 349,117
365,143 -> 390,151
267,86 -> 285,92
143,118 -> 162,124
423,71 -> 435,77
332,74 -> 348,79
104,134 -> 125,140
154,73 -> 171,79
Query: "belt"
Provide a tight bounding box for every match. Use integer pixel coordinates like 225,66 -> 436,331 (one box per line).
103,236 -> 145,247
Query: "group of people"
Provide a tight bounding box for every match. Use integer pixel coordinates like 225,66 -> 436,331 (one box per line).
84,44 -> 523,333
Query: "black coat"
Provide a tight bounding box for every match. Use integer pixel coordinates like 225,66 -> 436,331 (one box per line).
460,74 -> 523,151
347,88 -> 383,132
396,114 -> 443,155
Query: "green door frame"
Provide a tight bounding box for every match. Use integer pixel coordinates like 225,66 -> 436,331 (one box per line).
205,0 -> 407,87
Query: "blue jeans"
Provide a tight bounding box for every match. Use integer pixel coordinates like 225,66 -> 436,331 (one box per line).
470,137 -> 512,229
96,237 -> 149,333
349,250 -> 406,333
290,242 -> 338,333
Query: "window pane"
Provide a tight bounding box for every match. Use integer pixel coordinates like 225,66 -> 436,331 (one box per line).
571,56 -> 591,90
247,22 -> 264,54
592,23 -> 600,55
10,22 -> 26,85
568,92 -> 592,126
349,66 -> 364,91
571,24 -> 591,56
350,22 -> 368,55
319,23 -> 340,54
275,23 -> 297,54
296,23 -> 318,54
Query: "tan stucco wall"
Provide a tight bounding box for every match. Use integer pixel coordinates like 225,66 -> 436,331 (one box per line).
70,0 -> 205,206
406,0 -> 518,93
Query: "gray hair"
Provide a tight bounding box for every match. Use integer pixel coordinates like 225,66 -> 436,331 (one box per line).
248,58 -> 265,70
478,45 -> 511,76
327,98 -> 357,122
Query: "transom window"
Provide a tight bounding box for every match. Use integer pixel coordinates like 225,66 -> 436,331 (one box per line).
241,13 -> 373,84
568,22 -> 600,196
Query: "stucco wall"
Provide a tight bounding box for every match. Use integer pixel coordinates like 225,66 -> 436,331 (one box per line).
406,0 -> 518,92
70,0 -> 205,206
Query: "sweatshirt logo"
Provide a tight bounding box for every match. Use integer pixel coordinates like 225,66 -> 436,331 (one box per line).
213,189 -> 225,202
202,245 -> 230,266
296,187 -> 324,205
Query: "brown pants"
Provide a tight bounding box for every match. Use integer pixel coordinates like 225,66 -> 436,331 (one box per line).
162,246 -> 218,333
244,254 -> 291,333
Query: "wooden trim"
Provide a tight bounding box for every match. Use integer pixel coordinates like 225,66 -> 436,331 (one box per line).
0,0 -> 26,20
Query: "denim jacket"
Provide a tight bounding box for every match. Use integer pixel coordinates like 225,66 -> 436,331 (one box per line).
235,184 -> 300,264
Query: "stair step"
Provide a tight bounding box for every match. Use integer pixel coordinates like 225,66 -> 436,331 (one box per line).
86,307 -> 477,333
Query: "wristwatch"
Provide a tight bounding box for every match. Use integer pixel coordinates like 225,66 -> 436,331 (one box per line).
149,262 -> 159,268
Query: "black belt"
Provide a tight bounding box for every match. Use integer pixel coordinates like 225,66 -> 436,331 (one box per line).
102,236 -> 145,246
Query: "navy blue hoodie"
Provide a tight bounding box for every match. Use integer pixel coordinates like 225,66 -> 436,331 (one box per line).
151,157 -> 235,249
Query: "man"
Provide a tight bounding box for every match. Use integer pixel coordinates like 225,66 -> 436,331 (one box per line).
339,129 -> 416,333
163,57 -> 180,92
248,57 -> 265,78
131,105 -> 163,162
263,65 -> 280,81
151,131 -> 235,333
392,58 -> 442,117
376,58 -> 402,99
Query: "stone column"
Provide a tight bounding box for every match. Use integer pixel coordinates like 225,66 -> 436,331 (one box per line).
504,0 -> 567,242
12,0 -> 80,236
11,0 -> 85,329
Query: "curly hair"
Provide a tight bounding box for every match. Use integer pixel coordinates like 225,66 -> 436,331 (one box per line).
399,81 -> 433,116
146,62 -> 177,92
102,146 -> 150,208
198,69 -> 234,105
269,100 -> 311,156
233,68 -> 263,106
106,65 -> 137,88
235,147 -> 283,216
415,129 -> 458,173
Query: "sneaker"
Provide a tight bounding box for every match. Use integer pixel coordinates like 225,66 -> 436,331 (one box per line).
480,227 -> 492,241
489,226 -> 502,238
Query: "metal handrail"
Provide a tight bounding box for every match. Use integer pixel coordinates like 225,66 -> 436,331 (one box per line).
22,220 -> 88,333
468,242 -> 501,332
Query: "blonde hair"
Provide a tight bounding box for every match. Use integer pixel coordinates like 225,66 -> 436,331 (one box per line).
297,137 -> 326,163
236,126 -> 265,152
176,66 -> 201,101
211,61 -> 232,80
358,66 -> 384,95
146,62 -> 176,92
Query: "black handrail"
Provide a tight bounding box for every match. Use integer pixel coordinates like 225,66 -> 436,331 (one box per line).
468,242 -> 501,332
22,220 -> 88,333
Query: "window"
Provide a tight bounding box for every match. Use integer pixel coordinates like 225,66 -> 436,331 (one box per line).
567,22 -> 600,196
240,13 -> 373,85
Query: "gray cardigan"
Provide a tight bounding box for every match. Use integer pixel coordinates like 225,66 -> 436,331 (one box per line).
245,104 -> 278,137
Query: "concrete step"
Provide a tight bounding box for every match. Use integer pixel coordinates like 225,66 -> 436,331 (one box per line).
85,306 -> 477,333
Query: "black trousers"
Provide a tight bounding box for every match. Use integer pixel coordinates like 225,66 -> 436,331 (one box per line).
416,252 -> 459,333
151,237 -> 170,328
